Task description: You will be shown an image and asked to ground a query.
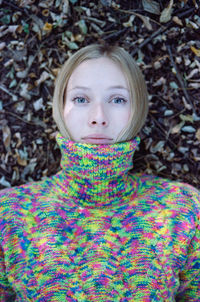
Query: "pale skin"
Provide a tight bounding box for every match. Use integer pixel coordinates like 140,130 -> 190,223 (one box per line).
63,57 -> 131,144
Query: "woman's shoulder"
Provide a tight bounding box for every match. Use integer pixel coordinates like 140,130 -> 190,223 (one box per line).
136,172 -> 199,194
0,177 -> 53,210
134,172 -> 200,214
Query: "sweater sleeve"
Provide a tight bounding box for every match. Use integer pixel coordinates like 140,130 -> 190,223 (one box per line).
176,186 -> 200,301
0,189 -> 16,301
0,245 -> 16,301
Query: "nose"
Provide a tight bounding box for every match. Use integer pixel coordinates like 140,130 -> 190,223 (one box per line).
88,104 -> 108,127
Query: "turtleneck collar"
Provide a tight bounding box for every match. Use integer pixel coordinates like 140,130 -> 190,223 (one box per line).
55,133 -> 140,208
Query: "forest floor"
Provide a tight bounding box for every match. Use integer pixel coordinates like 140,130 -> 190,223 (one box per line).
0,0 -> 200,189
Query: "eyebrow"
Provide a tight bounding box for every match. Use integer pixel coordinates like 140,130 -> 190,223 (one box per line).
108,85 -> 129,91
69,85 -> 129,91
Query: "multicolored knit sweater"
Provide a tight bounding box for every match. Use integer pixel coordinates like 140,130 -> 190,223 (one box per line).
0,133 -> 200,301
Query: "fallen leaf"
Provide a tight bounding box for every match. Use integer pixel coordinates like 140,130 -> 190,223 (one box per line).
35,71 -> 50,86
196,129 -> 200,141
77,20 -> 88,35
180,114 -> 194,123
164,110 -> 173,116
186,20 -> 199,29
18,0 -> 35,7
150,141 -> 165,153
171,121 -> 185,134
20,83 -> 31,100
0,25 -> 19,38
62,36 -> 79,50
15,149 -> 28,166
42,9 -> 49,17
14,101 -> 25,112
189,83 -> 200,89
123,15 -> 135,28
100,0 -> 112,6
136,14 -> 153,31
16,154 -> 27,166
0,42 -> 6,50
43,22 -> 53,32
21,162 -> 37,179
2,125 -> 11,151
33,98 -> 44,111
9,79 -> 17,88
182,126 -> 196,133
172,16 -> 183,26
153,77 -> 166,86
186,68 -> 199,79
142,0 -> 160,15
170,81 -> 179,89
0,176 -> 11,188
13,132 -> 22,148
191,46 -> 200,57
62,0 -> 69,14
160,0 -> 174,23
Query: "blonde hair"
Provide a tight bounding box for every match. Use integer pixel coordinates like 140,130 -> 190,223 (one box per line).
53,44 -> 148,142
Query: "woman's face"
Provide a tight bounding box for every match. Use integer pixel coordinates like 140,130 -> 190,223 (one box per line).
64,57 -> 131,144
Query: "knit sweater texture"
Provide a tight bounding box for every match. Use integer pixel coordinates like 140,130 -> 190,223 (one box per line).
0,133 -> 200,301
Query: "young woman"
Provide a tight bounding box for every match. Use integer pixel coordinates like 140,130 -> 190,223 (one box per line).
0,44 -> 199,301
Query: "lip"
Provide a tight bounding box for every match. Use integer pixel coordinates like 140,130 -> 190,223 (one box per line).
82,134 -> 113,144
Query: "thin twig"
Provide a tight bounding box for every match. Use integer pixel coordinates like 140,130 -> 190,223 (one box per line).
0,110 -> 45,127
130,7 -> 195,56
2,0 -> 29,15
167,44 -> 196,114
103,28 -> 128,40
113,8 -> 162,26
0,84 -> 18,101
131,26 -> 166,56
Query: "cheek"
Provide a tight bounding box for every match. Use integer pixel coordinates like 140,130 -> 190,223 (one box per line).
64,106 -> 86,129
63,105 -> 76,128
123,104 -> 131,124
112,108 -> 131,127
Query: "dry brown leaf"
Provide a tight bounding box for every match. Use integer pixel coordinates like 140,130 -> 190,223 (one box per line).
18,0 -> 35,7
186,68 -> 199,79
0,42 -> 6,50
35,71 -> 50,86
196,129 -> 200,142
171,121 -> 185,134
136,14 -> 153,31
153,77 -> 166,87
19,83 -> 31,100
142,0 -> 160,15
189,83 -> 200,89
43,22 -> 53,32
13,132 -> 22,148
172,16 -> 183,26
123,15 -> 135,28
16,154 -> 27,166
2,125 -> 11,151
191,46 -> 200,57
51,68 -> 60,77
160,0 -> 174,23
0,25 -> 19,38
42,9 -> 50,17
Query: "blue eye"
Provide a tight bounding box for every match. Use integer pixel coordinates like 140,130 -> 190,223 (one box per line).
112,98 -> 127,104
73,97 -> 88,104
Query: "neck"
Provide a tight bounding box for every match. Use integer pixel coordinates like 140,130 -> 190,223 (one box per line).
55,134 -> 140,208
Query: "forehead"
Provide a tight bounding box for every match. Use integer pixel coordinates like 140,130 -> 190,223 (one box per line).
67,57 -> 129,90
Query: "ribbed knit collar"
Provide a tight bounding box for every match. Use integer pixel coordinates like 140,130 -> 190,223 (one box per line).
55,133 -> 140,208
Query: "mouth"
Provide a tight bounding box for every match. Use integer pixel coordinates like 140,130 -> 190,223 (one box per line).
82,135 -> 113,144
